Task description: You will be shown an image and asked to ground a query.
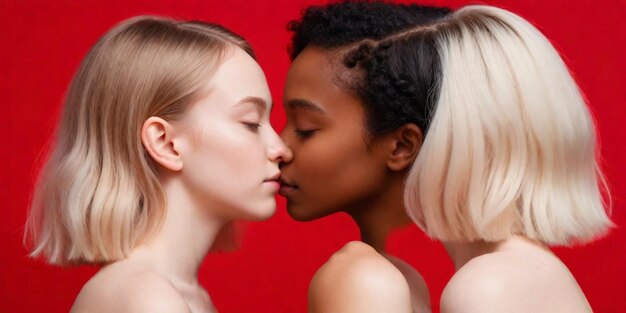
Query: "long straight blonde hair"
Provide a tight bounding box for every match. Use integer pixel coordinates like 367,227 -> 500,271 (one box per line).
25,16 -> 255,265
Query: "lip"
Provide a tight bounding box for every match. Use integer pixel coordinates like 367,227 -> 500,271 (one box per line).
278,178 -> 299,196
264,172 -> 281,182
263,180 -> 280,192
263,172 -> 282,192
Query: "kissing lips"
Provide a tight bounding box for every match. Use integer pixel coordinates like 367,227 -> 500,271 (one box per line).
263,172 -> 281,192
279,178 -> 299,196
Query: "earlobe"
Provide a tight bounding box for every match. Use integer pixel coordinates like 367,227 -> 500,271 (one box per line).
141,117 -> 183,172
387,124 -> 423,172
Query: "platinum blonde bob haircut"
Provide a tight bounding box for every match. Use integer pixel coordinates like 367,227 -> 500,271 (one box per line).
403,5 -> 612,244
25,16 -> 254,265
343,5 -> 612,245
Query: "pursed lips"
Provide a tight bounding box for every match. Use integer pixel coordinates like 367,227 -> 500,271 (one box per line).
264,171 -> 281,183
278,177 -> 298,196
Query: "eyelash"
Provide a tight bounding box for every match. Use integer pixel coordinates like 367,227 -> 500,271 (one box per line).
243,122 -> 261,132
295,129 -> 317,139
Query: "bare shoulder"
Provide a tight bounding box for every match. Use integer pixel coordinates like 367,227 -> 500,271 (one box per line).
308,241 -> 412,313
71,263 -> 191,313
441,246 -> 592,313
386,255 -> 431,313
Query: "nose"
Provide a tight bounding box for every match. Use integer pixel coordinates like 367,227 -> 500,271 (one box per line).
267,130 -> 293,164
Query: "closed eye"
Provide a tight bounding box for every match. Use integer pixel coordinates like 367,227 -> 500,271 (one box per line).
243,122 -> 261,132
295,129 -> 318,139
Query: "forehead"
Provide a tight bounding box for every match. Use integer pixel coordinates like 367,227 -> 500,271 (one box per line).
207,47 -> 272,106
285,46 -> 344,90
288,46 -> 334,76
284,46 -> 362,113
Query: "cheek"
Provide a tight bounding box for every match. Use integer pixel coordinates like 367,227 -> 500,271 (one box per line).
204,131 -> 265,184
297,131 -> 385,207
184,122 -> 267,203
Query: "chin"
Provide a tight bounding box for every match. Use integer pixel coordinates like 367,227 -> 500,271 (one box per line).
248,205 -> 276,221
286,203 -> 325,222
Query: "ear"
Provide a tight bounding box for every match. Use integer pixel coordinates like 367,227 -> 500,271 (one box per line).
141,116 -> 183,172
386,123 -> 423,172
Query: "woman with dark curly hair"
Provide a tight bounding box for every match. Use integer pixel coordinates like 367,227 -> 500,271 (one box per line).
279,2 -> 450,312
281,1 -> 612,312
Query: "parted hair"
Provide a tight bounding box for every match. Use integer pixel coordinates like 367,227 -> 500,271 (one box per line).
290,2 -> 612,245
288,1 -> 451,138
25,16 -> 254,265
403,5 -> 612,244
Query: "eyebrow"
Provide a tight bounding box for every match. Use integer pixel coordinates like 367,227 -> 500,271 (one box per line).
235,96 -> 272,113
287,99 -> 326,114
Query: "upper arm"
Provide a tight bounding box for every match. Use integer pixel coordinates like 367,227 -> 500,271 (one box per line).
308,241 -> 412,313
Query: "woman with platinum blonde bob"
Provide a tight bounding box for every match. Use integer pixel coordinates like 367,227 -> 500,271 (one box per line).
24,16 -> 291,312
340,4 -> 612,313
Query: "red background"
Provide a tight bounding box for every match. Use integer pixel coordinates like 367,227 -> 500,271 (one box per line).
1,1 -> 624,312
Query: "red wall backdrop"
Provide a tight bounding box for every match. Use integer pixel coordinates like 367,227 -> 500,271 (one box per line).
1,1 -> 624,312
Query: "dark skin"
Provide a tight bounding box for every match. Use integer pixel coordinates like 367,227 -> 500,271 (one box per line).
279,45 -> 423,252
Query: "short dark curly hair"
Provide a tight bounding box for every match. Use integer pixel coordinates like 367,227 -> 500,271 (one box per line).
287,1 -> 451,138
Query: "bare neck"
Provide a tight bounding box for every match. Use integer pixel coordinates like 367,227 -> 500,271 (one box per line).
442,240 -> 502,270
348,175 -> 411,252
128,175 -> 226,286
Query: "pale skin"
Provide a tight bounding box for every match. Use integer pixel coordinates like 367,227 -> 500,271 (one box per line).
70,47 -> 291,313
440,236 -> 593,313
